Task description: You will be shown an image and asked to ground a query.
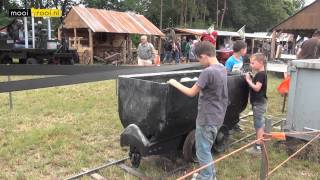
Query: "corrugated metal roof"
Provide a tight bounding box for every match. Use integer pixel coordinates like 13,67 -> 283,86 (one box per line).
0,27 -> 6,32
245,32 -> 271,39
173,28 -> 271,39
270,0 -> 320,31
174,28 -> 240,37
65,6 -> 164,36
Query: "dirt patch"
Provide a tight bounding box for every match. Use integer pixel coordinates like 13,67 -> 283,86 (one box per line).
280,137 -> 320,163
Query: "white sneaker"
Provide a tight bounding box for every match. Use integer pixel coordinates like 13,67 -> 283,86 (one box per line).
191,173 -> 199,180
246,145 -> 261,155
191,173 -> 217,180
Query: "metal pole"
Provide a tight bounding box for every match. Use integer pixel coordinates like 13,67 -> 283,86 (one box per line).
23,0 -> 28,48
32,16 -> 35,48
8,76 -> 13,110
282,94 -> 287,113
260,116 -> 272,180
216,0 -> 219,28
160,0 -> 163,29
48,18 -> 51,40
115,79 -> 118,96
24,17 -> 28,48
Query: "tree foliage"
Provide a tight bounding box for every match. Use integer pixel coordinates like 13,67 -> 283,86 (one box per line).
0,0 -> 307,32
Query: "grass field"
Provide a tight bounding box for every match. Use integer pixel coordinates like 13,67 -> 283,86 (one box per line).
0,73 -> 319,180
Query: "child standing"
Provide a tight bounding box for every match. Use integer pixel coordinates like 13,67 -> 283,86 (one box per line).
225,40 -> 247,72
168,41 -> 228,180
245,53 -> 268,154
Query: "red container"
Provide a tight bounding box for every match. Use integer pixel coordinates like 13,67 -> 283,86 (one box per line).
217,50 -> 233,65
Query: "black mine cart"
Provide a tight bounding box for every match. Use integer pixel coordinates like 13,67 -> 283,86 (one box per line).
118,70 -> 249,167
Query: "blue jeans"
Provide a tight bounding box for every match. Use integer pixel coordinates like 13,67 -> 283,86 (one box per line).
195,124 -> 218,180
163,51 -> 172,63
173,51 -> 180,63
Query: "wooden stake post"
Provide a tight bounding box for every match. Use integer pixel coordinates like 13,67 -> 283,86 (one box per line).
88,29 -> 93,64
260,117 -> 272,180
270,31 -> 276,60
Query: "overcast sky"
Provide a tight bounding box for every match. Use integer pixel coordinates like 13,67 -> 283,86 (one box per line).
305,0 -> 316,6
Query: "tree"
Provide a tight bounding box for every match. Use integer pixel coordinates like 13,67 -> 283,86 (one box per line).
219,0 -> 227,29
5,0 -> 304,32
0,0 -> 20,27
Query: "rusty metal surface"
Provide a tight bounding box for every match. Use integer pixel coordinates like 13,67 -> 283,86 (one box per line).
170,28 -> 269,38
67,6 -> 164,36
271,0 -> 320,31
173,28 -> 204,36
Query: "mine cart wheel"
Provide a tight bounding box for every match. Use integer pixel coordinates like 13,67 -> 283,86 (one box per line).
213,126 -> 229,153
129,151 -> 141,168
0,54 -> 13,64
183,129 -> 198,162
69,58 -> 75,65
26,58 -> 39,64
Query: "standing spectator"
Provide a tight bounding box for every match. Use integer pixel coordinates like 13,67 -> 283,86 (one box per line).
283,43 -> 288,54
181,36 -> 188,59
137,35 -> 155,66
245,53 -> 268,154
262,41 -> 271,59
297,29 -> 320,59
189,40 -> 198,62
168,41 -> 228,180
185,39 -> 193,62
163,38 -> 173,63
172,38 -> 181,64
225,40 -> 247,132
225,40 -> 247,72
287,41 -> 293,54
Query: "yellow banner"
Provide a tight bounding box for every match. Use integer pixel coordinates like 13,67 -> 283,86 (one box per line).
31,8 -> 62,17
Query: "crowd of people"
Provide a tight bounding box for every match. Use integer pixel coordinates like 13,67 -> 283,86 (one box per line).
162,36 -> 199,64
137,34 -> 209,66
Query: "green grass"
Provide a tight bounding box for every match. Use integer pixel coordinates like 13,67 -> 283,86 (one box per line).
0,73 -> 319,179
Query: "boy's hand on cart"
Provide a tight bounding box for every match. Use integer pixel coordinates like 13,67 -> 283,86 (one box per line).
245,72 -> 252,83
167,79 -> 178,86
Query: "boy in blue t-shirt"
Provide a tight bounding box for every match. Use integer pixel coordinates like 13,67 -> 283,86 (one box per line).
225,40 -> 247,72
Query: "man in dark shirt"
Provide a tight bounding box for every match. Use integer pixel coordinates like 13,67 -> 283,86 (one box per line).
168,41 -> 228,180
163,38 -> 173,63
245,53 -> 267,154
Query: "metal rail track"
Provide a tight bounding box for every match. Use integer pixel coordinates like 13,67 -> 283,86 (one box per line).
65,116 -> 286,179
65,157 -> 129,180
65,156 -> 191,180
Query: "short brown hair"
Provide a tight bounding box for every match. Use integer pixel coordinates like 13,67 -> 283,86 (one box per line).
194,41 -> 216,57
313,29 -> 320,38
233,40 -> 247,52
251,53 -> 266,65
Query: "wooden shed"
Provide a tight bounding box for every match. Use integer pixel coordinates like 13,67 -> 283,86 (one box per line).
269,0 -> 320,59
60,6 -> 164,64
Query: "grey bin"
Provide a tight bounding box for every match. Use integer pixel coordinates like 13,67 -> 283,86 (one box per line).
285,59 -> 320,140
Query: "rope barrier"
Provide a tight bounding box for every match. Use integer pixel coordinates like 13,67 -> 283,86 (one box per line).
176,130 -> 320,180
284,130 -> 320,135
230,119 -> 284,146
176,138 -> 262,180
267,132 -> 320,176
